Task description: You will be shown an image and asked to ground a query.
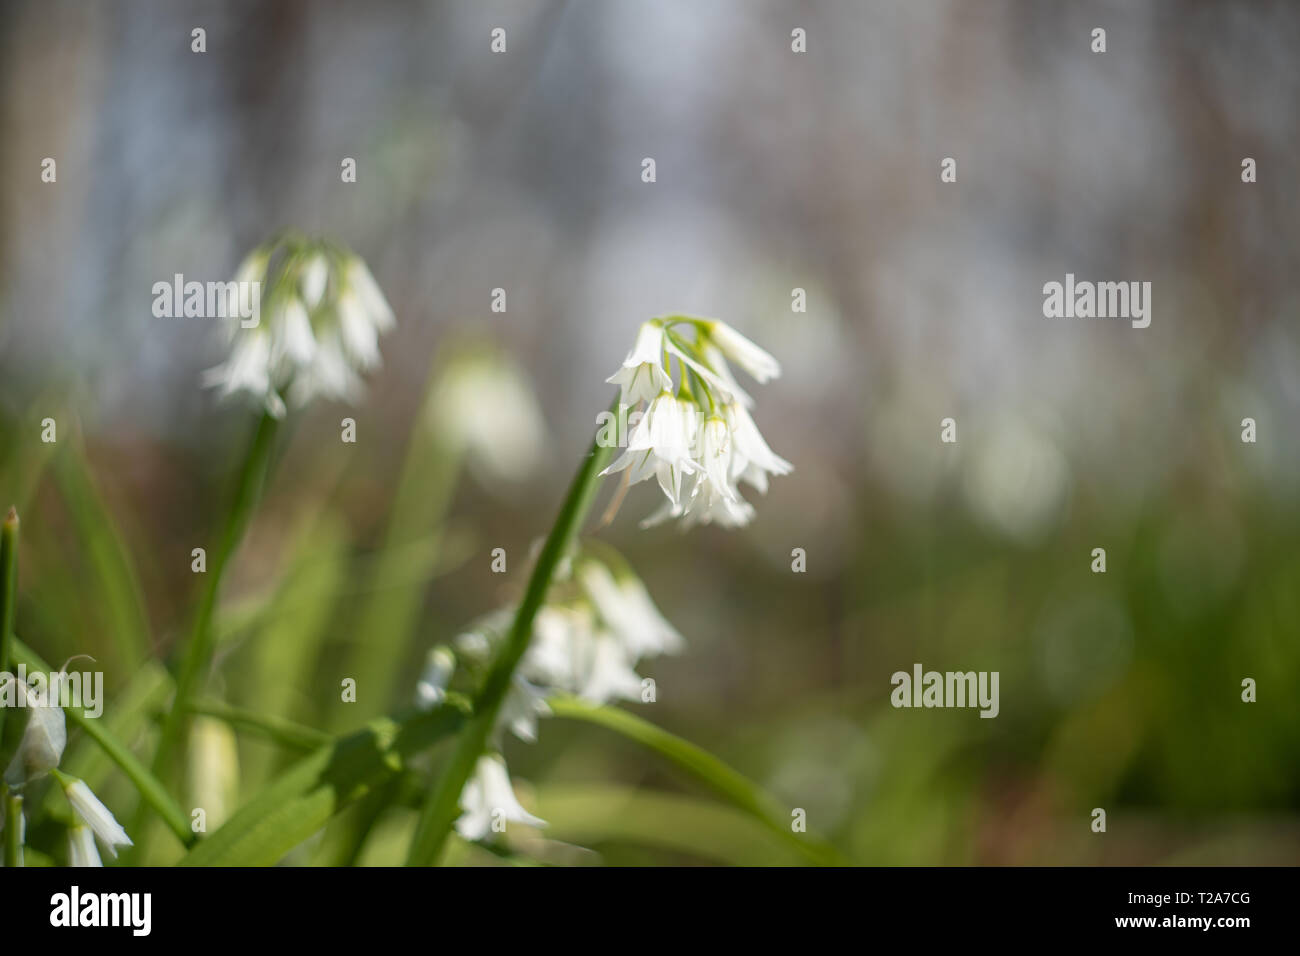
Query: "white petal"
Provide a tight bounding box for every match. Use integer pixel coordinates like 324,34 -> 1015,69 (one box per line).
707,320 -> 781,383
276,297 -> 317,367
347,257 -> 395,331
336,290 -> 382,369
67,824 -> 103,867
415,647 -> 455,711
299,254 -> 329,310
63,780 -> 133,857
455,755 -> 545,840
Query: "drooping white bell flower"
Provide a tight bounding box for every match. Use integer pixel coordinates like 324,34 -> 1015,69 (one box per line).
429,347 -> 548,487
57,774 -> 133,858
606,321 -> 673,407
578,560 -> 684,659
67,824 -> 103,867
705,319 -> 782,383
497,674 -> 551,745
576,632 -> 645,704
454,754 -> 546,842
203,238 -> 395,418
601,391 -> 700,511
2,677 -> 67,786
724,399 -> 793,494
415,647 -> 457,711
601,316 -> 789,529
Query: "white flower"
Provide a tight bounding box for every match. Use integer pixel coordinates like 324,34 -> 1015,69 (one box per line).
681,477 -> 756,529
663,336 -> 750,406
455,754 -> 545,842
601,317 -> 790,529
497,675 -> 551,745
602,392 -> 700,511
2,677 -> 67,786
724,400 -> 792,494
299,254 -> 329,310
67,824 -> 102,867
577,633 -> 645,704
528,603 -> 642,706
705,319 -> 781,383
61,777 -> 133,858
697,416 -> 738,502
430,349 -> 548,487
578,561 -> 684,659
606,321 -> 672,407
344,256 -> 395,333
415,647 -> 456,710
204,241 -> 394,418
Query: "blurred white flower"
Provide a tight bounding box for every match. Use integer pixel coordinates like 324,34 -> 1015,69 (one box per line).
415,647 -> 456,710
67,824 -> 102,867
203,238 -> 395,418
455,754 -> 546,842
430,348 -> 547,486
577,632 -> 645,704
59,776 -> 133,858
497,674 -> 551,745
578,560 -> 683,659
962,417 -> 1070,545
601,316 -> 790,529
426,552 -> 682,748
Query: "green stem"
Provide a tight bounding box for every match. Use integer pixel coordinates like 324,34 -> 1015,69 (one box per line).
405,397 -> 618,865
0,509 -> 19,763
186,697 -> 331,753
3,786 -> 21,867
153,410 -> 279,783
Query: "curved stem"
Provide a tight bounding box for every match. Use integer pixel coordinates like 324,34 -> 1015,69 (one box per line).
151,411 -> 280,789
405,397 -> 618,865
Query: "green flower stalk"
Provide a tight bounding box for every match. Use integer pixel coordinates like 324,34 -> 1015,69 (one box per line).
150,409 -> 280,786
408,315 -> 793,864
406,399 -> 618,865
152,235 -> 397,813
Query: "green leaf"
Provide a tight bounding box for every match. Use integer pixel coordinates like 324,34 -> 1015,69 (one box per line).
534,784 -> 812,865
335,362 -> 462,728
547,696 -> 846,866
180,702 -> 467,866
51,443 -> 152,670
187,697 -> 331,753
406,402 -> 617,866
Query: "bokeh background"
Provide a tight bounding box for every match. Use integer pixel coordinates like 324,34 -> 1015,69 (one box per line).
1,0 -> 1297,864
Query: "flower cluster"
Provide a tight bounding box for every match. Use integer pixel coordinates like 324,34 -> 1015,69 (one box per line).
602,316 -> 792,528
415,547 -> 682,842
202,235 -> 395,418
1,675 -> 133,866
